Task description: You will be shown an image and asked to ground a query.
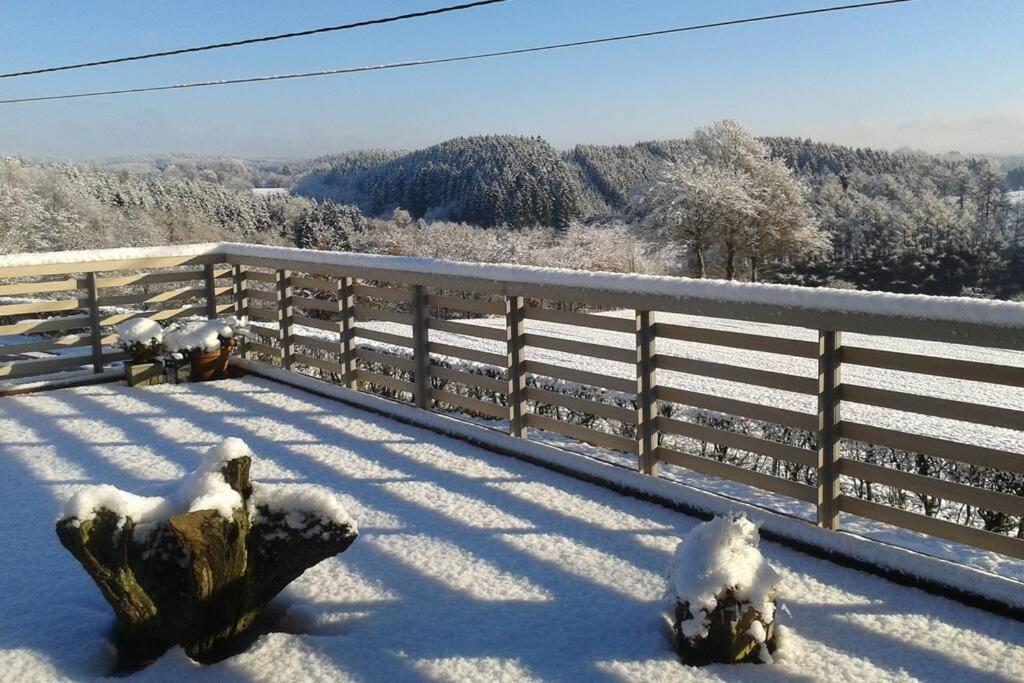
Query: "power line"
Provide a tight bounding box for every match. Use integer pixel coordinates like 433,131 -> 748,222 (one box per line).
0,0 -> 914,106
0,0 -> 511,80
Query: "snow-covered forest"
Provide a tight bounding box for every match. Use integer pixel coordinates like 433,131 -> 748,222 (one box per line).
3,121 -> 1023,299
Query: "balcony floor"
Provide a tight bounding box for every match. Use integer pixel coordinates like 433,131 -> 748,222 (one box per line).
0,377 -> 1022,682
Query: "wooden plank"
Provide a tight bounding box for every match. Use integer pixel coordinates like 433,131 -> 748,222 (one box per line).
817,330 -> 842,530
838,495 -> 1024,559
247,288 -> 276,303
0,333 -> 109,355
0,354 -> 97,379
656,446 -> 818,503
247,342 -> 282,358
93,267 -> 228,289
355,347 -> 416,372
838,458 -> 1024,517
352,283 -> 411,303
411,285 -> 431,409
428,318 -> 506,342
842,345 -> 1024,388
843,384 -> 1024,431
292,352 -> 347,376
248,324 -> 278,341
654,354 -> 818,395
248,306 -> 277,322
276,270 -> 294,371
0,254 -> 220,279
431,365 -> 507,394
0,298 -> 83,316
523,360 -> 635,394
430,388 -> 507,420
232,265 -> 249,359
654,385 -> 817,431
524,306 -> 634,333
636,310 -> 658,474
654,322 -> 819,358
336,276 -> 357,389
293,313 -> 340,333
203,264 -> 218,318
841,421 -> 1024,474
0,277 -> 81,297
524,333 -> 635,364
244,270 -> 276,284
525,386 -> 637,424
354,368 -> 416,395
429,341 -> 505,367
656,415 -> 817,467
290,274 -> 334,291
353,326 -> 414,349
505,295 -> 527,437
427,294 -> 504,315
523,413 -> 636,453
96,285 -> 228,308
292,295 -> 338,313
293,333 -> 338,354
99,303 -> 232,327
354,305 -> 413,326
84,272 -> 103,374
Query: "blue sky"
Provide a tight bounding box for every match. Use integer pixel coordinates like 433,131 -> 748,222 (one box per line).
0,0 -> 1021,158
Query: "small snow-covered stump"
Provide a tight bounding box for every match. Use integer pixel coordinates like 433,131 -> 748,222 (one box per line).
666,514 -> 781,665
56,438 -> 357,666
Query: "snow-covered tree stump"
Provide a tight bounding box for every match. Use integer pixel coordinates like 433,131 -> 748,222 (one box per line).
666,514 -> 781,665
56,438 -> 357,667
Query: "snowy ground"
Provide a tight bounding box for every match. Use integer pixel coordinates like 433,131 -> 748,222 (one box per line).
1,377 -> 1022,682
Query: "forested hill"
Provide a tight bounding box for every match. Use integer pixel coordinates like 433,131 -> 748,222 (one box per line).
295,134 -> 982,226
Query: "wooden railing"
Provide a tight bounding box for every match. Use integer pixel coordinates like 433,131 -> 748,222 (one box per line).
2,244 -> 1023,560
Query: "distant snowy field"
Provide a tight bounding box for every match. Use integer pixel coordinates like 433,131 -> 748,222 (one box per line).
1,378 -> 1022,681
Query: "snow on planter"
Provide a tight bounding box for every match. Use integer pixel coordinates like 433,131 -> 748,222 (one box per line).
115,318 -> 164,366
56,437 -> 358,669
666,513 -> 781,665
163,315 -> 251,356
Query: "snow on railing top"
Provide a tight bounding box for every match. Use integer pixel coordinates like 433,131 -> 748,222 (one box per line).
3,242 -> 1024,330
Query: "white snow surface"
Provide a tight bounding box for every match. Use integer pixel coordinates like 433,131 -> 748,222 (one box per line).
667,514 -> 781,639
2,242 -> 1024,329
163,315 -> 248,354
114,318 -> 163,346
1,377 -> 1022,681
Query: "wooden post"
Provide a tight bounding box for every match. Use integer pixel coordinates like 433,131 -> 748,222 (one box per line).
411,284 -> 431,409
505,295 -> 527,437
817,330 -> 842,530
276,270 -> 294,371
232,265 -> 250,359
203,263 -> 218,319
84,272 -> 104,374
636,310 -> 659,475
335,276 -> 357,389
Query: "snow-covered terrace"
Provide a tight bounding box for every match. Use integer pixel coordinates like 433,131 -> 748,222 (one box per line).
3,376 -> 1023,682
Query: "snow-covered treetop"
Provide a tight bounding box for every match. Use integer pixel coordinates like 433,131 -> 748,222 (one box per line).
3,242 -> 1024,329
667,513 -> 781,639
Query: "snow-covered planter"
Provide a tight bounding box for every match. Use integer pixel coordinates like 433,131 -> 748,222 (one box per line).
666,513 -> 781,665
116,318 -> 166,387
163,315 -> 251,381
56,437 -> 358,668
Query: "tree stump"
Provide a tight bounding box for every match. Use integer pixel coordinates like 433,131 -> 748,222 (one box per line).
56,439 -> 357,667
673,591 -> 777,665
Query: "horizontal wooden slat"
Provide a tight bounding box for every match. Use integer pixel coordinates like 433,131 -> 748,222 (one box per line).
431,388 -> 507,420
0,354 -> 94,378
0,253 -> 219,279
292,352 -> 346,375
842,345 -> 1024,388
243,270 -> 277,283
840,421 -> 1024,474
428,318 -> 505,342
94,267 -> 229,289
247,288 -> 276,302
248,306 -> 277,322
655,446 -> 818,502
838,495 -> 1024,559
352,284 -> 410,303
0,277 -> 81,296
292,295 -> 337,313
98,285 -> 232,308
247,324 -> 278,341
524,307 -> 634,333
353,326 -> 414,349
655,322 -> 818,358
354,347 -> 416,372
0,298 -> 83,316
838,458 -> 1024,517
290,275 -> 333,291
524,333 -> 634,364
656,416 -> 817,467
431,365 -> 507,393
655,385 -> 817,431
524,412 -> 636,453
293,334 -> 338,354
526,386 -> 637,424
426,294 -> 504,315
354,368 -> 415,394
0,315 -> 91,336
522,360 -> 635,394
354,305 -> 413,325
843,384 -> 1024,431
0,333 -> 116,355
654,354 -> 817,395
100,303 -> 233,328
293,314 -> 339,333
429,342 -> 505,367
248,342 -> 282,358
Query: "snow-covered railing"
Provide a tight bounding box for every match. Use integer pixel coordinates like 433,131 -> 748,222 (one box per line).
2,243 -> 1023,561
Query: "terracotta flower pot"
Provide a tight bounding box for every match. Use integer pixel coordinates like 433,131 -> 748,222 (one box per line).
190,339 -> 236,382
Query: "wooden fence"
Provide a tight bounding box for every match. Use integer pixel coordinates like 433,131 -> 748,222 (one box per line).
1,245 -> 1023,560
